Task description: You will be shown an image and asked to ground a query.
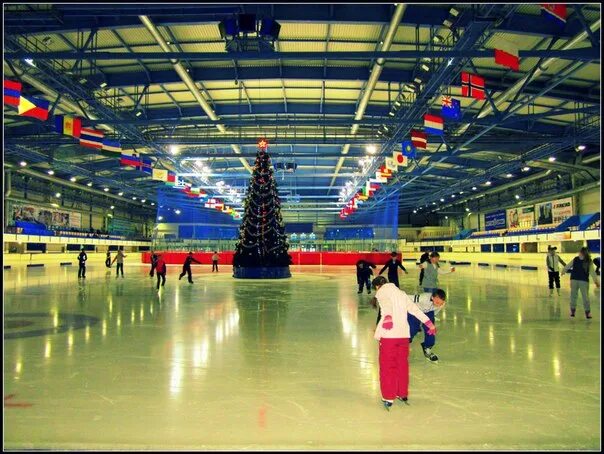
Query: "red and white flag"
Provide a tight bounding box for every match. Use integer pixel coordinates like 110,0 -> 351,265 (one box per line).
411,130 -> 428,149
461,72 -> 485,100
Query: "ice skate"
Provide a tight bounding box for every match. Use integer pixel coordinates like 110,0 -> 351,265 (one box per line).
382,400 -> 393,411
423,346 -> 438,362
585,311 -> 592,319
570,308 -> 576,317
397,396 -> 409,405
556,288 -> 561,296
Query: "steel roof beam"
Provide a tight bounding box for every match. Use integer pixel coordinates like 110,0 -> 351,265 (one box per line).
8,48 -> 600,61
4,4 -> 592,39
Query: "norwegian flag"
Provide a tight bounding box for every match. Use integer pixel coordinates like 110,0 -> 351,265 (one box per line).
461,72 -> 485,100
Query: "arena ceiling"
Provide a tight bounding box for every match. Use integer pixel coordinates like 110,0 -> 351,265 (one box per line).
3,3 -> 601,224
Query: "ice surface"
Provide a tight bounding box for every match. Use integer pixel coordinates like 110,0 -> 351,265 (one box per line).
3,264 -> 600,450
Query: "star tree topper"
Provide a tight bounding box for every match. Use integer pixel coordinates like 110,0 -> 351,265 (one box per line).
257,137 -> 269,150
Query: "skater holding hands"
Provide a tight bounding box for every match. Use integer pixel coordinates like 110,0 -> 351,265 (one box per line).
418,252 -> 455,293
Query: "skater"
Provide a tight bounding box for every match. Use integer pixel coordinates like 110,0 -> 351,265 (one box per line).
594,257 -> 600,276
372,276 -> 436,410
105,251 -> 111,268
212,251 -> 219,272
418,252 -> 455,293
149,250 -> 159,277
379,252 -> 408,288
561,247 -> 600,319
77,247 -> 87,279
546,246 -> 566,296
408,289 -> 447,362
418,250 -> 431,286
356,258 -> 376,294
179,251 -> 201,284
155,254 -> 167,290
111,247 -> 126,278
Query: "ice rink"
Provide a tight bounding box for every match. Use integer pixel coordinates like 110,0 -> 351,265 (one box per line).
3,263 -> 600,450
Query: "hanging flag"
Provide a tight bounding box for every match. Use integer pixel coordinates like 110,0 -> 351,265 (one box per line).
166,172 -> 177,186
401,140 -> 416,159
4,80 -> 22,107
140,156 -> 153,173
423,114 -> 444,135
17,95 -> 50,121
54,115 -> 82,138
120,150 -> 141,167
371,172 -> 387,184
378,165 -> 392,178
441,96 -> 462,121
461,72 -> 485,100
540,4 -> 567,27
494,49 -> 520,72
385,157 -> 398,173
80,127 -> 104,149
102,138 -> 122,153
410,130 -> 428,149
393,150 -> 409,168
152,169 -> 169,181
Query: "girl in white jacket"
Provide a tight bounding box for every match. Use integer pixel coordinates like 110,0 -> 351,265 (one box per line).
372,276 -> 436,410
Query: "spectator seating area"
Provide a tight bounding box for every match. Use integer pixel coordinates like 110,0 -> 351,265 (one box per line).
470,229 -> 507,239
7,221 -> 149,241
506,223 -> 558,236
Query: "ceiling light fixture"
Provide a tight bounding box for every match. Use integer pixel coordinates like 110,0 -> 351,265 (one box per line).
87,182 -> 93,187
19,161 -> 27,167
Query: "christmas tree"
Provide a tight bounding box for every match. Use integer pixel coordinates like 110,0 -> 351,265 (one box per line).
233,139 -> 291,278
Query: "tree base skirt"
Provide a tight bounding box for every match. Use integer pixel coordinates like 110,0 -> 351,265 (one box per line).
233,266 -> 292,279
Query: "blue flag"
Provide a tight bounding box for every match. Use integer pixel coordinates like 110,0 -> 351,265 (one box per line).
441,96 -> 461,120
401,140 -> 416,159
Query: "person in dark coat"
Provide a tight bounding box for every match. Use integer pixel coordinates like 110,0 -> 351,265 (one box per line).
356,259 -> 376,294
105,251 -> 111,268
418,250 -> 430,286
179,251 -> 202,284
379,252 -> 408,288
149,250 -> 159,277
78,247 -> 87,279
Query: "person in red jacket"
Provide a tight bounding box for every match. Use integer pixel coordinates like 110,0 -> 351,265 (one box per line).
155,254 -> 167,291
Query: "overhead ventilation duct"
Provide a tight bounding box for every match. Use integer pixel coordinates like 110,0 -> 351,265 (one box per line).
139,15 -> 253,173
329,3 -> 407,190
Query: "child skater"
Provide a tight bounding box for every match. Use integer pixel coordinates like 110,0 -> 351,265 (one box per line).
149,250 -> 159,277
546,246 -> 566,296
408,289 -> 447,362
105,251 -> 112,268
379,252 -> 408,288
179,251 -> 202,284
371,276 -> 436,410
155,254 -> 167,291
418,252 -> 455,293
356,258 -> 376,294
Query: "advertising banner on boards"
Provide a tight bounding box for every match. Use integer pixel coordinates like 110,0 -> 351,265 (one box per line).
507,205 -> 535,228
11,202 -> 82,229
485,210 -> 507,230
535,197 -> 574,225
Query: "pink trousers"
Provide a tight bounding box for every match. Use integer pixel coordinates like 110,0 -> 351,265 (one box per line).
379,338 -> 409,401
